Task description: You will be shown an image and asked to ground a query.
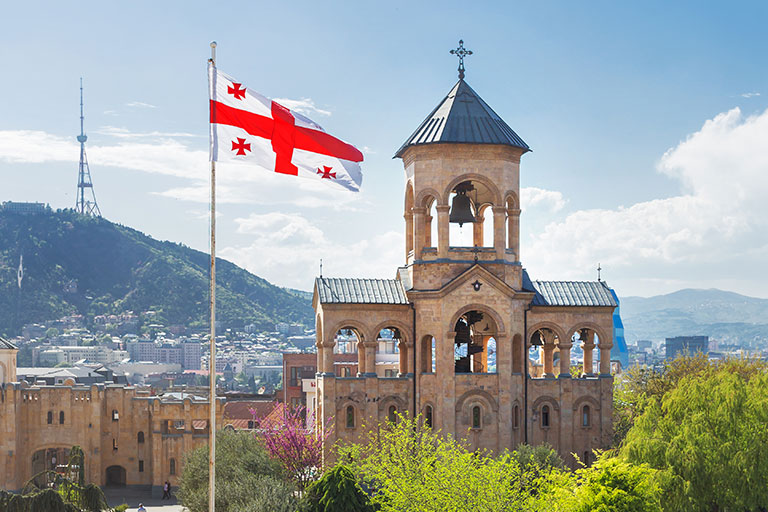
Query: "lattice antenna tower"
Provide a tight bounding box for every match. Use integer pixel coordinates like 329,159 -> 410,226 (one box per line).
76,78 -> 101,216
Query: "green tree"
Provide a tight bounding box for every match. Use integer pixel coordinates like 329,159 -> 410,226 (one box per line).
298,464 -> 375,512
178,429 -> 296,512
339,414 -> 548,512
546,456 -> 662,512
46,327 -> 59,339
621,368 -> 768,511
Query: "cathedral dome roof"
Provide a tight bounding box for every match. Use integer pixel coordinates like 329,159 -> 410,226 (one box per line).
395,79 -> 530,158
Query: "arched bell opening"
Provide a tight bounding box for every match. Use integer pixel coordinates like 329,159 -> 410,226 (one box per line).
528,328 -> 561,378
426,196 -> 438,249
569,327 -> 600,378
332,327 -> 363,376
454,310 -> 498,374
377,327 -> 405,377
447,179 -> 502,252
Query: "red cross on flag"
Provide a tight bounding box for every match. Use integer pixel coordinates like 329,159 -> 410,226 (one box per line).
208,64 -> 363,192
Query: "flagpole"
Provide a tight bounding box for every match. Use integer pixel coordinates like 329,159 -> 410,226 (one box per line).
208,40 -> 217,512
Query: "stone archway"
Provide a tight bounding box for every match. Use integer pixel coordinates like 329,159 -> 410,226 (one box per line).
105,465 -> 126,487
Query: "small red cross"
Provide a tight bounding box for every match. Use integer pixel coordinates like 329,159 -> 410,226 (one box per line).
227,82 -> 246,100
316,166 -> 336,179
231,138 -> 251,156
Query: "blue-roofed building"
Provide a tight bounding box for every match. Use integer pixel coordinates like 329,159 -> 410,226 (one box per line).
608,289 -> 629,370
311,45 -> 617,468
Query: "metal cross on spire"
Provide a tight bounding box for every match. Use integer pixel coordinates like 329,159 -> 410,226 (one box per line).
597,263 -> 602,282
450,39 -> 473,80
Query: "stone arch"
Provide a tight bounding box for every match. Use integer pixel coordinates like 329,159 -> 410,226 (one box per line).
572,395 -> 601,413
378,395 -> 408,418
565,322 -> 609,346
371,321 -> 411,345
532,395 -> 561,413
444,173 -> 502,206
338,396 -> 363,429
448,304 -> 506,338
455,389 -> 499,413
105,465 -> 126,487
419,334 -> 436,373
503,190 -> 520,209
327,320 -> 370,345
527,322 -> 567,345
416,188 -> 443,208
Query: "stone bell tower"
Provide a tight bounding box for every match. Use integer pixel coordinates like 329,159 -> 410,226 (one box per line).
313,41 -> 616,465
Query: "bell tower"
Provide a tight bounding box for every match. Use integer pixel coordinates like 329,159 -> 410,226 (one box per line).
396,40 -> 529,292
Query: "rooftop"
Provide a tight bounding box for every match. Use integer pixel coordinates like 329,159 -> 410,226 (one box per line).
315,277 -> 409,305
395,79 -> 530,158
522,271 -> 618,307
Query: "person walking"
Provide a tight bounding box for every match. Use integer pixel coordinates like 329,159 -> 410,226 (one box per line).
162,480 -> 171,500
137,504 -> 147,512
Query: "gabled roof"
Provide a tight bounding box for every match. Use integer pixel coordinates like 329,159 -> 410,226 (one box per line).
315,277 -> 409,305
0,337 -> 17,350
522,270 -> 617,307
395,79 -> 530,158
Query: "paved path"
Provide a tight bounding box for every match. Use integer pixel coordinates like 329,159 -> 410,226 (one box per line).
103,488 -> 186,512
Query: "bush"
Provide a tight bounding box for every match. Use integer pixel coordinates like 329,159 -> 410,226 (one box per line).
299,465 -> 375,512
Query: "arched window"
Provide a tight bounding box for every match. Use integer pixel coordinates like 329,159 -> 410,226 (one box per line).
59,411 -> 64,424
346,405 -> 355,428
582,405 -> 590,427
513,405 -> 519,429
47,411 -> 53,424
541,405 -> 550,428
388,405 -> 397,423
137,431 -> 145,444
583,451 -> 591,465
425,405 -> 433,428
169,458 -> 176,475
471,405 -> 482,429
112,409 -> 119,421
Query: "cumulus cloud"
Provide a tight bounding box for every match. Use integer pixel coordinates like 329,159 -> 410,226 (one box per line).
220,212 -> 402,289
525,107 -> 768,293
521,187 -> 566,212
272,97 -> 331,117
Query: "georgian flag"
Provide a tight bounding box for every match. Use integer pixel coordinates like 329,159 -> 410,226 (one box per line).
208,64 -> 363,192
17,254 -> 23,289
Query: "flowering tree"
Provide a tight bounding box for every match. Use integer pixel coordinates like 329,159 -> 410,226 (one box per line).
252,405 -> 328,492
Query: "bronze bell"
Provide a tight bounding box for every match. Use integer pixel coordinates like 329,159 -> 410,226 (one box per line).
455,322 -> 471,345
449,190 -> 476,227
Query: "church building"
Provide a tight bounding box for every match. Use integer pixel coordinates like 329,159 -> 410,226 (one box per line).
312,45 -> 616,466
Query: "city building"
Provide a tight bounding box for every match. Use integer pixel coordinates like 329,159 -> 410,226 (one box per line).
312,70 -> 617,467
0,337 -> 223,496
665,335 -> 709,360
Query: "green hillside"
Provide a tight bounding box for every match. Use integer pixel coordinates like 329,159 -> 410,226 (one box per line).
0,209 -> 313,336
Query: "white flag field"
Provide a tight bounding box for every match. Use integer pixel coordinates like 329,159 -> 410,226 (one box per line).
208,64 -> 363,192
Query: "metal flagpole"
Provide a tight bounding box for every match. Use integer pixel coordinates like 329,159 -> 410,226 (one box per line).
208,40 -> 217,512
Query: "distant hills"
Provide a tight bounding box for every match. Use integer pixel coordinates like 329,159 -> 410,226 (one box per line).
0,209 -> 313,336
619,289 -> 768,344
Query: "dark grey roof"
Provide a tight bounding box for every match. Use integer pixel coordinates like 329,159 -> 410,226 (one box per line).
0,337 -> 17,350
522,270 -> 617,307
316,278 -> 409,305
395,80 -> 530,158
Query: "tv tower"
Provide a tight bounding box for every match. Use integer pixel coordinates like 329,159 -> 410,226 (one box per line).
76,78 -> 101,216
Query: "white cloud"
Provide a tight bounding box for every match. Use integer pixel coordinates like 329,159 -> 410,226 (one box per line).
525,107 -> 768,291
272,97 -> 331,117
125,101 -> 157,109
521,187 -> 566,212
95,126 -> 201,139
741,92 -> 760,98
220,212 -> 402,289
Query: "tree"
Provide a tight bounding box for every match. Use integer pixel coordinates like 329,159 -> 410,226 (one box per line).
178,429 -> 296,512
339,414 -> 549,512
254,405 -> 326,492
545,456 -> 662,512
45,327 -> 59,339
298,464 -> 375,512
621,367 -> 768,511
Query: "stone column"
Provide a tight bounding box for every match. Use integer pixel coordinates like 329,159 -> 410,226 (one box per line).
436,205 -> 450,258
357,340 -> 366,376
322,342 -> 335,375
363,341 -> 377,378
398,341 -> 408,376
316,342 -> 324,375
425,214 -> 433,247
599,344 -> 613,377
582,330 -> 595,377
542,331 -> 556,378
413,207 -> 426,260
558,341 -> 572,378
473,213 -> 484,248
508,208 -> 520,260
493,206 -> 506,259
404,212 -> 413,260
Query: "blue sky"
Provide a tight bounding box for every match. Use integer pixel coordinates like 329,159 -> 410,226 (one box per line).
2,1 -> 767,297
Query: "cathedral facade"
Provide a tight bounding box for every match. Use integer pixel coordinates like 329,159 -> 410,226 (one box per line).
0,338 -> 223,495
313,76 -> 616,466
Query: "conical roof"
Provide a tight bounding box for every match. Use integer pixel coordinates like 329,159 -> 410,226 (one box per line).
395,79 -> 530,158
